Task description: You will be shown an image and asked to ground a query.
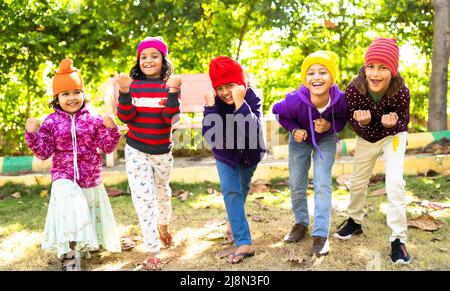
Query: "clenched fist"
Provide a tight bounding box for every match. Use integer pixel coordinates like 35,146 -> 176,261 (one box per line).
313,118 -> 331,133
26,118 -> 40,133
231,84 -> 246,110
204,91 -> 215,107
381,112 -> 398,129
293,129 -> 308,143
167,76 -> 182,93
117,73 -> 133,93
103,114 -> 117,128
353,110 -> 371,126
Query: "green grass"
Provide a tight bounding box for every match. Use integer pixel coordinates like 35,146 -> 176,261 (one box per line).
0,175 -> 449,271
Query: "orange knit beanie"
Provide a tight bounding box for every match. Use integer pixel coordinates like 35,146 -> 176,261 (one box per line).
52,58 -> 84,96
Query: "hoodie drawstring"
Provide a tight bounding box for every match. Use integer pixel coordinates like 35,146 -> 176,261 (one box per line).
70,115 -> 80,182
331,105 -> 339,144
308,106 -> 324,160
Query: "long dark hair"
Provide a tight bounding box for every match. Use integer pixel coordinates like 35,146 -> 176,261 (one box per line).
130,52 -> 174,81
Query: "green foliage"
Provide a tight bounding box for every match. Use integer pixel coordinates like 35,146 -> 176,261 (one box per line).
0,0 -> 442,155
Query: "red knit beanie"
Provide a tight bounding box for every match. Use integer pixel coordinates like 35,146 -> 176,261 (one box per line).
364,37 -> 399,77
209,56 -> 246,89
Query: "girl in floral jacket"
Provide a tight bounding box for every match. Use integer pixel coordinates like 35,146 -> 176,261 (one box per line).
25,58 -> 121,271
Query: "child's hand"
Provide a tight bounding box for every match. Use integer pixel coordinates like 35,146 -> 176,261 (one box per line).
293,129 -> 308,143
231,85 -> 246,110
26,118 -> 40,133
381,112 -> 398,128
353,110 -> 371,126
313,118 -> 331,133
103,114 -> 117,128
117,73 -> 132,93
167,76 -> 182,93
204,91 -> 215,107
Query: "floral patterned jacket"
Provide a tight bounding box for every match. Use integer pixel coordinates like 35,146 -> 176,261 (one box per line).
25,105 -> 121,188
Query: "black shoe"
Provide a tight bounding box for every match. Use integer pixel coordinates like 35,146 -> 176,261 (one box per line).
390,239 -> 411,264
333,217 -> 363,240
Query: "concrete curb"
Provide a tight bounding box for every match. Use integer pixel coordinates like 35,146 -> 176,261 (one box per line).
272,130 -> 450,159
1,154 -> 448,187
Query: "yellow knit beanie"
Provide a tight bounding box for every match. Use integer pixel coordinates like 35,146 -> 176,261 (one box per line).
300,50 -> 338,85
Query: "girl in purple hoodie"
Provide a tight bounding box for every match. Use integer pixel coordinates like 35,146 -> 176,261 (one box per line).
25,59 -> 121,271
272,51 -> 348,257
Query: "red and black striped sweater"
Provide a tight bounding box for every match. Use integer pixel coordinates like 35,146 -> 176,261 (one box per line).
117,78 -> 180,154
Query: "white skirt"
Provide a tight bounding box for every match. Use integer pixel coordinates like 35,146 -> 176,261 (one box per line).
42,179 -> 121,257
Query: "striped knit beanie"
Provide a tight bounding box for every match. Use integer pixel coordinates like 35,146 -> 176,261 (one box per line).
364,37 -> 399,77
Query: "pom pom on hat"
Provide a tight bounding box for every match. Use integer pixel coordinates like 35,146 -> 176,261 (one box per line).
52,58 -> 84,96
137,36 -> 168,59
208,56 -> 246,90
300,50 -> 338,85
364,37 -> 399,77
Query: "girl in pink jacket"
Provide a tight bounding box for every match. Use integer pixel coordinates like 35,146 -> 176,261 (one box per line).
25,59 -> 121,271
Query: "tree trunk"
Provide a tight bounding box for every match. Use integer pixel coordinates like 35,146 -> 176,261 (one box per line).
428,0 -> 449,131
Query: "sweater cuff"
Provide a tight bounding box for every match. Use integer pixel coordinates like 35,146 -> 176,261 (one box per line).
166,92 -> 180,108
118,91 -> 132,105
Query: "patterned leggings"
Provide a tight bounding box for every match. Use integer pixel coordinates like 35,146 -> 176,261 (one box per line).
125,144 -> 173,253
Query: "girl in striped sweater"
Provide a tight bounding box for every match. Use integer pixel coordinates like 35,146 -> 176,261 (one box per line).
116,37 -> 181,270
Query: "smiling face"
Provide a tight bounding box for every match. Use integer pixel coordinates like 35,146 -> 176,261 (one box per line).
365,63 -> 392,95
58,89 -> 84,114
216,83 -> 239,105
304,64 -> 333,98
139,47 -> 163,78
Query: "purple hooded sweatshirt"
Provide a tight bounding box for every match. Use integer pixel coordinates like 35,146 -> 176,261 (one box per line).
25,105 -> 121,188
272,84 -> 349,158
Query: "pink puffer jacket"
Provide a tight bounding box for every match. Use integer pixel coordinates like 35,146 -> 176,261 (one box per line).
25,106 -> 121,188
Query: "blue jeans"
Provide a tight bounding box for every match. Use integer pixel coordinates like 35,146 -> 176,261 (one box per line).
216,160 -> 257,247
288,134 -> 336,238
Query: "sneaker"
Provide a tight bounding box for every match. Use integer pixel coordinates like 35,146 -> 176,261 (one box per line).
390,239 -> 411,264
311,236 -> 329,256
333,217 -> 363,240
283,223 -> 308,243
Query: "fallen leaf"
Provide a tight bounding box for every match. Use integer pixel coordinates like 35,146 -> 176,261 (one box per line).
179,191 -> 189,202
413,200 -> 450,211
274,180 -> 289,187
285,248 -> 306,265
106,188 -> 127,197
369,188 -> 386,197
431,237 -> 443,242
249,184 -> 270,194
172,189 -> 185,197
438,248 -> 448,253
133,264 -> 144,271
369,174 -> 385,184
251,215 -> 263,222
11,192 -> 21,198
121,237 -> 136,251
408,213 -> 444,231
254,201 -> 271,211
252,179 -> 271,185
